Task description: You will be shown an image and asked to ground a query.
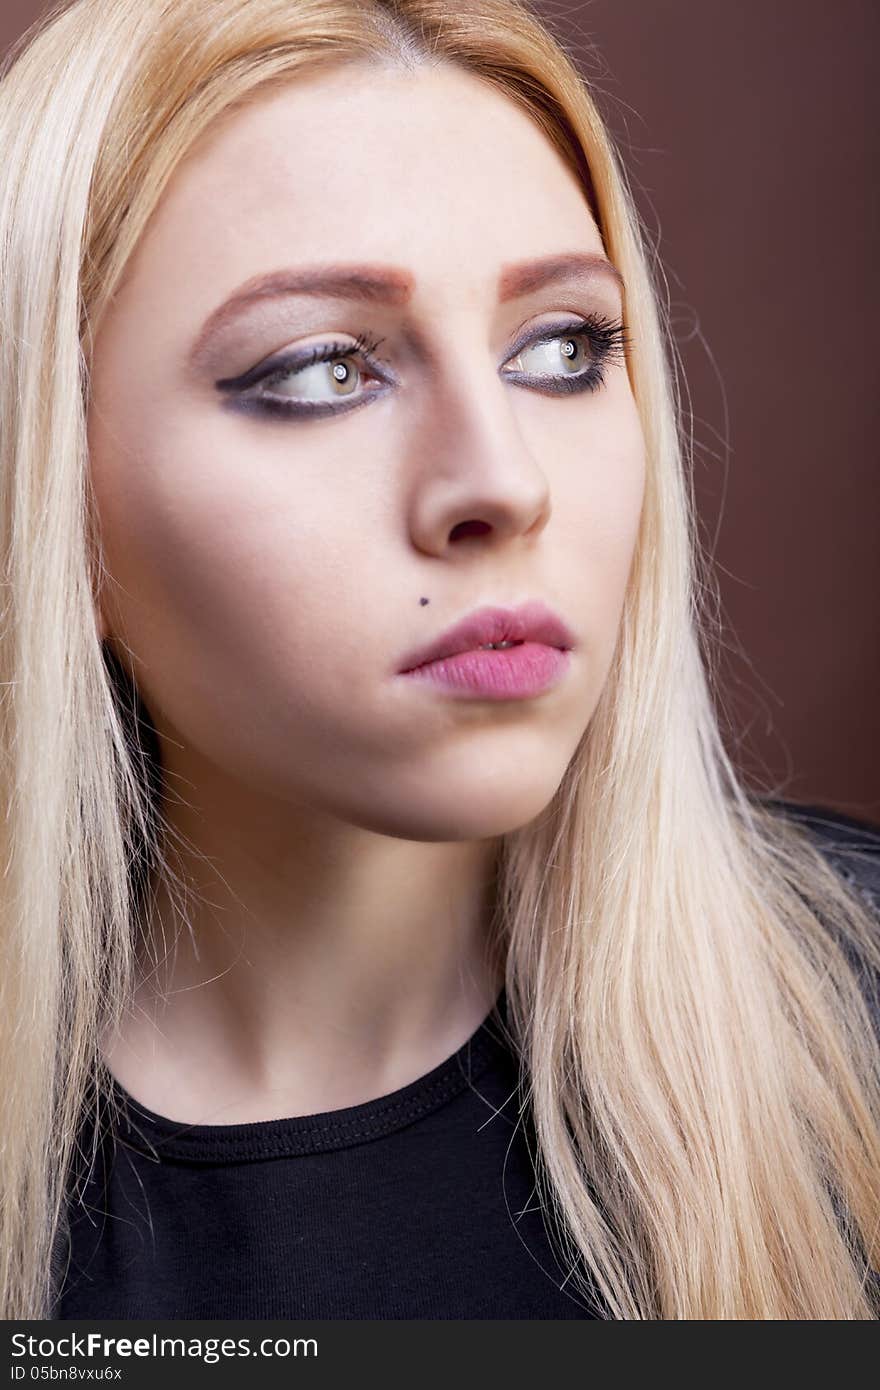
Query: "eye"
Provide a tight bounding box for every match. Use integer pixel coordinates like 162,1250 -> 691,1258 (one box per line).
216,330 -> 391,419
508,333 -> 590,376
502,314 -> 629,395
259,346 -> 375,404
216,314 -> 629,420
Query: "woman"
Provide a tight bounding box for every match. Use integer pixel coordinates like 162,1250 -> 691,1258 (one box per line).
1,0 -> 878,1321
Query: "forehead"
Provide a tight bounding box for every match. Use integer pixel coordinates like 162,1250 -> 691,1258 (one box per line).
132,62 -> 604,297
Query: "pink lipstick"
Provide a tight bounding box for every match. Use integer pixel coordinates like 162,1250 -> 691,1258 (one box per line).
396,601 -> 575,700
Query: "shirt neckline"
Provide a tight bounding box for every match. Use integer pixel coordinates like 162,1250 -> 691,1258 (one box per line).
105,987 -> 513,1164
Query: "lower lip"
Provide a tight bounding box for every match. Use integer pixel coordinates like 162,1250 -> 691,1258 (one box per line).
399,642 -> 571,699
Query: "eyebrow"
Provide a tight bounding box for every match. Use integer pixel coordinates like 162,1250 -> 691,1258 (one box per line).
188,251 -> 624,370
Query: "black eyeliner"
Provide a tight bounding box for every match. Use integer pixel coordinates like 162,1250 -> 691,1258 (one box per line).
215,330 -> 389,394
217,312 -> 629,417
503,313 -> 629,395
216,349 -> 302,394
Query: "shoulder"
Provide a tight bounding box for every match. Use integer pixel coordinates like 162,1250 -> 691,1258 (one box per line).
760,796 -> 880,917
760,798 -> 880,1053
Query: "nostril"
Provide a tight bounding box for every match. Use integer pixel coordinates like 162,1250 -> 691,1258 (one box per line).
450,519 -> 491,540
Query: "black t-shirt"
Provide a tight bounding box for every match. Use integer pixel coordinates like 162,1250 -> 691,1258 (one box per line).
54,985 -> 605,1319
52,800 -> 880,1320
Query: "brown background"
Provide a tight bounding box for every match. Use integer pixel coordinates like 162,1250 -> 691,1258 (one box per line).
3,0 -> 878,821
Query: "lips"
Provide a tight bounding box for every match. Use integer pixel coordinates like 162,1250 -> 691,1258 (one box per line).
397,601 -> 576,673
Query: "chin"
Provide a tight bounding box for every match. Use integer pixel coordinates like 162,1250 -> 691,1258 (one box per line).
341,778 -> 566,843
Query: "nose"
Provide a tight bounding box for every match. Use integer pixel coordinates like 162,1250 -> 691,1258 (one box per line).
405,329 -> 552,559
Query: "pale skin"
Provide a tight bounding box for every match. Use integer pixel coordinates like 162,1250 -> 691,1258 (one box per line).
89,62 -> 646,1123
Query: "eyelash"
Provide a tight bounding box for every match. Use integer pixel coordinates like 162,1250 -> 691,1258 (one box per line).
225,314 -> 630,419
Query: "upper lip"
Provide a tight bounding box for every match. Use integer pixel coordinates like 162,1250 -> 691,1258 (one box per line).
397,601 -> 576,673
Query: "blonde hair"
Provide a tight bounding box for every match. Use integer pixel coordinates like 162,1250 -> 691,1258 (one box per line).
1,0 -> 878,1320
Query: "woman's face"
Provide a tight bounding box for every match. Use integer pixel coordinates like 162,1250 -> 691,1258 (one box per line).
88,62 -> 646,842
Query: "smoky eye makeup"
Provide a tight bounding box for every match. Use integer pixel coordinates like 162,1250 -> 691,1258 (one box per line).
503,312 -> 629,394
214,311 -> 630,421
214,330 -> 394,421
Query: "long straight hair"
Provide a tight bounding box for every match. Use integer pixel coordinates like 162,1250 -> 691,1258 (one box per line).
1,0 -> 878,1319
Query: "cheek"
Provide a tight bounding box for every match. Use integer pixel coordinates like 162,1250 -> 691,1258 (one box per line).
87,406 -> 366,731
543,388 -> 646,602
544,391 -> 646,710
